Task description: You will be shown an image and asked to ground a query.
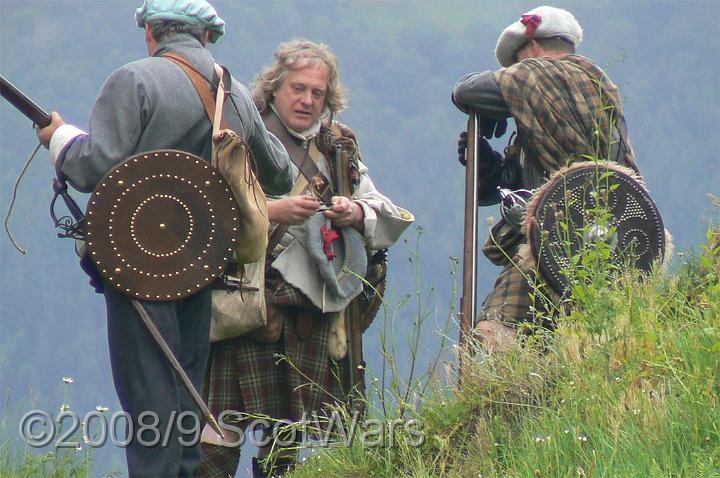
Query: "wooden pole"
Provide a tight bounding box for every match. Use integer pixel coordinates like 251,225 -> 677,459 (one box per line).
130,299 -> 225,439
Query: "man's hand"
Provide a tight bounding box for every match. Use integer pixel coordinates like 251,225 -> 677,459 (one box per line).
35,111 -> 65,149
457,132 -> 502,167
479,116 -> 507,139
323,196 -> 364,229
457,131 -> 469,165
267,195 -> 319,225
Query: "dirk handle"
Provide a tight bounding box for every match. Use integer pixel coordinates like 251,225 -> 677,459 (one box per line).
1,75 -> 52,127
334,143 -> 350,198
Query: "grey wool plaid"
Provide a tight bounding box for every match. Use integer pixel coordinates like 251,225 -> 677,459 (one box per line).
495,54 -> 637,174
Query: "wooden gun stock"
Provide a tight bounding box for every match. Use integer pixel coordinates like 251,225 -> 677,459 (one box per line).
1,75 -> 51,128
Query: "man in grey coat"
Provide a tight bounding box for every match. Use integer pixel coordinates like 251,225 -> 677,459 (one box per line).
35,1 -> 292,476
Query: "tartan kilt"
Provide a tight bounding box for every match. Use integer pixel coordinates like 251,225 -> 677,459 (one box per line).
480,260 -> 534,327
479,255 -> 555,333
205,306 -> 348,425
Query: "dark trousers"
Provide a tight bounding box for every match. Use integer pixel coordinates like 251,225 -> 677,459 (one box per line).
104,286 -> 212,478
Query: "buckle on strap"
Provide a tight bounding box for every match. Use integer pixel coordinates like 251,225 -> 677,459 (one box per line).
311,173 -> 333,204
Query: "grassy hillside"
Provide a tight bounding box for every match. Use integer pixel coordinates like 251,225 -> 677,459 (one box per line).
289,227 -> 720,478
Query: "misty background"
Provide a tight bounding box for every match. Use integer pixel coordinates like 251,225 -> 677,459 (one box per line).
1,1 -> 718,475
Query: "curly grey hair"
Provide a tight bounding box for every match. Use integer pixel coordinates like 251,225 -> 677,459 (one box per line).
252,39 -> 347,115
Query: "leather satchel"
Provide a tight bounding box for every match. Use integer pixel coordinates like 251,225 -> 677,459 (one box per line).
245,301 -> 284,343
163,52 -> 268,265
163,53 -> 270,340
210,252 -> 267,342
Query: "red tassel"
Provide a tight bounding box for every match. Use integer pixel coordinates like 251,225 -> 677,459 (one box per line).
521,14 -> 542,37
321,224 -> 340,261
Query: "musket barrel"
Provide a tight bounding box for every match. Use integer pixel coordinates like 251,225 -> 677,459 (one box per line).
1,75 -> 51,127
459,113 -> 479,350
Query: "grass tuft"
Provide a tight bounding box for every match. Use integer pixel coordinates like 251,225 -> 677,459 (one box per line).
289,225 -> 720,478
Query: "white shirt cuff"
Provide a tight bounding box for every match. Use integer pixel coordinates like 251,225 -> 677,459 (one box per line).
49,124 -> 87,165
357,200 -> 378,242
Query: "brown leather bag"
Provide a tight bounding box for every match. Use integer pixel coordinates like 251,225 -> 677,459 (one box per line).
163,53 -> 268,265
245,300 -> 284,343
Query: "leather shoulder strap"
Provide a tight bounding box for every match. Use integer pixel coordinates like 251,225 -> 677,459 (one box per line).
162,52 -> 228,130
262,110 -> 321,182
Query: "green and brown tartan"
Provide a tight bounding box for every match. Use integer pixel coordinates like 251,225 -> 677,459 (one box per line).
495,54 -> 637,176
480,260 -> 555,331
206,306 -> 347,423
481,261 -> 532,323
481,54 -> 637,327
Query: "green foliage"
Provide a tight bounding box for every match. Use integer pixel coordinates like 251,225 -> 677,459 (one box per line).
0,379 -> 101,478
288,226 -> 720,477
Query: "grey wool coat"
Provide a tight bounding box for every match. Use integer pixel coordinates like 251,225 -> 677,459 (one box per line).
56,33 -> 292,195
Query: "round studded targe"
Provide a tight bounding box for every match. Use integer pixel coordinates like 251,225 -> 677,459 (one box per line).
525,162 -> 665,296
85,150 -> 241,301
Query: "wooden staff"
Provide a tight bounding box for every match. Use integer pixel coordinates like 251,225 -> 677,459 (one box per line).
334,142 -> 366,414
459,113 -> 479,352
130,300 -> 224,439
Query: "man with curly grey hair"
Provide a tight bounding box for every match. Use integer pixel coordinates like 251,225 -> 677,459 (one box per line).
198,39 -> 413,477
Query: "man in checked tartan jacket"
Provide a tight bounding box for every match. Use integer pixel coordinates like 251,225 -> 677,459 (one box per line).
452,6 -> 639,352
198,39 -> 413,477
